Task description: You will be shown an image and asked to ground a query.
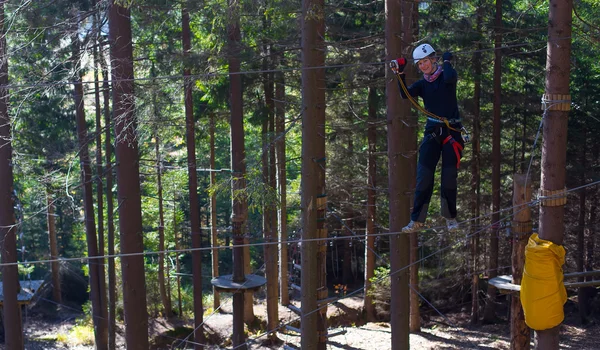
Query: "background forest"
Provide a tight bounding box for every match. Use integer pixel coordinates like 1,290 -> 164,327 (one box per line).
0,0 -> 598,348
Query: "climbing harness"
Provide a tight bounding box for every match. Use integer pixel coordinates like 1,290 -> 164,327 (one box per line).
390,60 -> 471,142
442,135 -> 464,169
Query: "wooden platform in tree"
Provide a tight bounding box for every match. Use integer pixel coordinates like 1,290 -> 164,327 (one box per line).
0,280 -> 45,306
211,274 -> 266,293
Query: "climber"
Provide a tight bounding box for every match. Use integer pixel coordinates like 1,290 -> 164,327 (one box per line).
390,43 -> 467,232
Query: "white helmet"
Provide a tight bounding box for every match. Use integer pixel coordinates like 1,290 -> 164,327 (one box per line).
413,44 -> 436,63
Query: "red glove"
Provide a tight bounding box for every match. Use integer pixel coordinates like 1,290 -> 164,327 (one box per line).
390,57 -> 407,73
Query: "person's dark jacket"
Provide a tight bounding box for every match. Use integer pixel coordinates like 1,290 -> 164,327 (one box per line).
398,61 -> 462,130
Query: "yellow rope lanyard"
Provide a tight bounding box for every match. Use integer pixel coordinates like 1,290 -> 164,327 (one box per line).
394,71 -> 462,133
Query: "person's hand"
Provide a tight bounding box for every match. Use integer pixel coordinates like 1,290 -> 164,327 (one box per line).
442,52 -> 453,62
390,57 -> 407,74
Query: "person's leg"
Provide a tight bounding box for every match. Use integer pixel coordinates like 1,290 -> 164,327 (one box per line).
411,134 -> 442,223
440,131 -> 464,219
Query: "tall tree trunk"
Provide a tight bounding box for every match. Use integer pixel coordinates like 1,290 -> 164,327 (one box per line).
92,13 -> 107,334
72,30 -> 109,349
385,0 -> 413,347
174,201 -> 183,317
181,6 -> 204,347
156,136 -> 173,317
364,86 -> 377,322
577,131 -> 586,323
408,2 -> 420,333
510,174 -> 531,350
99,37 -> 117,350
470,4 -> 483,324
275,54 -> 289,306
0,2 -> 24,345
108,2 -> 149,348
47,188 -> 62,303
262,38 -> 279,340
300,0 -> 328,347
483,0 -> 502,323
209,114 -> 220,310
535,0 -> 573,348
228,0 -> 250,346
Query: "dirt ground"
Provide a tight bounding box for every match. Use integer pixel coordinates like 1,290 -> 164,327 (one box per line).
6,296 -> 600,349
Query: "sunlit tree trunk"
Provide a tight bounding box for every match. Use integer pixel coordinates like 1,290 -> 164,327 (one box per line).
72,28 -> 109,349
108,2 -> 149,347
364,86 -> 377,322
0,2 -> 24,345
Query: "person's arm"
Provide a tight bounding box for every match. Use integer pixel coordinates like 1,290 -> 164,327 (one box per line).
441,52 -> 457,85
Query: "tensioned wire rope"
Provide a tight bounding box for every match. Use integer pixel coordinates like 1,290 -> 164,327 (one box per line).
1,179 -> 597,267
231,199 -> 538,349
0,37 -> 571,91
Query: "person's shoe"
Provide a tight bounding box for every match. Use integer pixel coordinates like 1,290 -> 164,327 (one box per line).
446,218 -> 459,231
402,220 -> 424,233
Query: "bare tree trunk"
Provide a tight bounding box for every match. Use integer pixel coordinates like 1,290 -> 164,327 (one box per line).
72,30 -> 109,349
174,201 -> 183,317
209,114 -> 220,310
470,5 -> 483,324
510,174 -> 531,350
92,13 -> 107,337
577,132 -> 587,323
275,53 -> 289,306
408,2 -> 420,333
364,86 -> 377,322
108,2 -> 149,348
228,0 -> 250,346
0,2 -> 24,345
262,40 -> 279,339
156,136 -> 173,317
47,188 -> 62,303
99,38 -> 117,350
484,0 -> 502,323
385,0 -> 413,347
300,0 -> 328,347
181,6 -> 204,347
535,0 -> 573,348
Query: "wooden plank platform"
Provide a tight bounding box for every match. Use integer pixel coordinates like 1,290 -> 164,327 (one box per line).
210,274 -> 266,293
0,280 -> 45,305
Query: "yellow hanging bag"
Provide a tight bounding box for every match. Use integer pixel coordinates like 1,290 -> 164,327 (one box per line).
520,233 -> 567,330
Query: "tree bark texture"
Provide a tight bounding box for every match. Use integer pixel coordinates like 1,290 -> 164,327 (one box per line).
510,174 -> 531,350
99,38 -> 117,350
364,86 -> 377,322
301,0 -> 328,347
536,0 -> 573,348
0,1 -> 24,345
73,32 -> 109,350
209,114 -> 221,310
261,34 -> 279,339
47,189 -> 62,303
484,0 -> 502,323
181,6 -> 204,348
470,5 -> 483,324
275,54 -> 289,306
228,0 -> 249,346
156,137 -> 173,317
108,2 -> 149,348
385,0 -> 413,347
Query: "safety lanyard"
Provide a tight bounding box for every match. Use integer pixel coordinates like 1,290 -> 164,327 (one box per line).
394,72 -> 461,133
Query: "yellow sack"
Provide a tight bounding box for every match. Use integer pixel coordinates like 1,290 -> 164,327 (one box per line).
520,233 -> 567,330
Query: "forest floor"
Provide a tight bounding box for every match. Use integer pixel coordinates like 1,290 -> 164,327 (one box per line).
6,295 -> 600,349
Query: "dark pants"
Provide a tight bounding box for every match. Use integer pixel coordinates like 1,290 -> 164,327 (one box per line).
411,126 -> 464,223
